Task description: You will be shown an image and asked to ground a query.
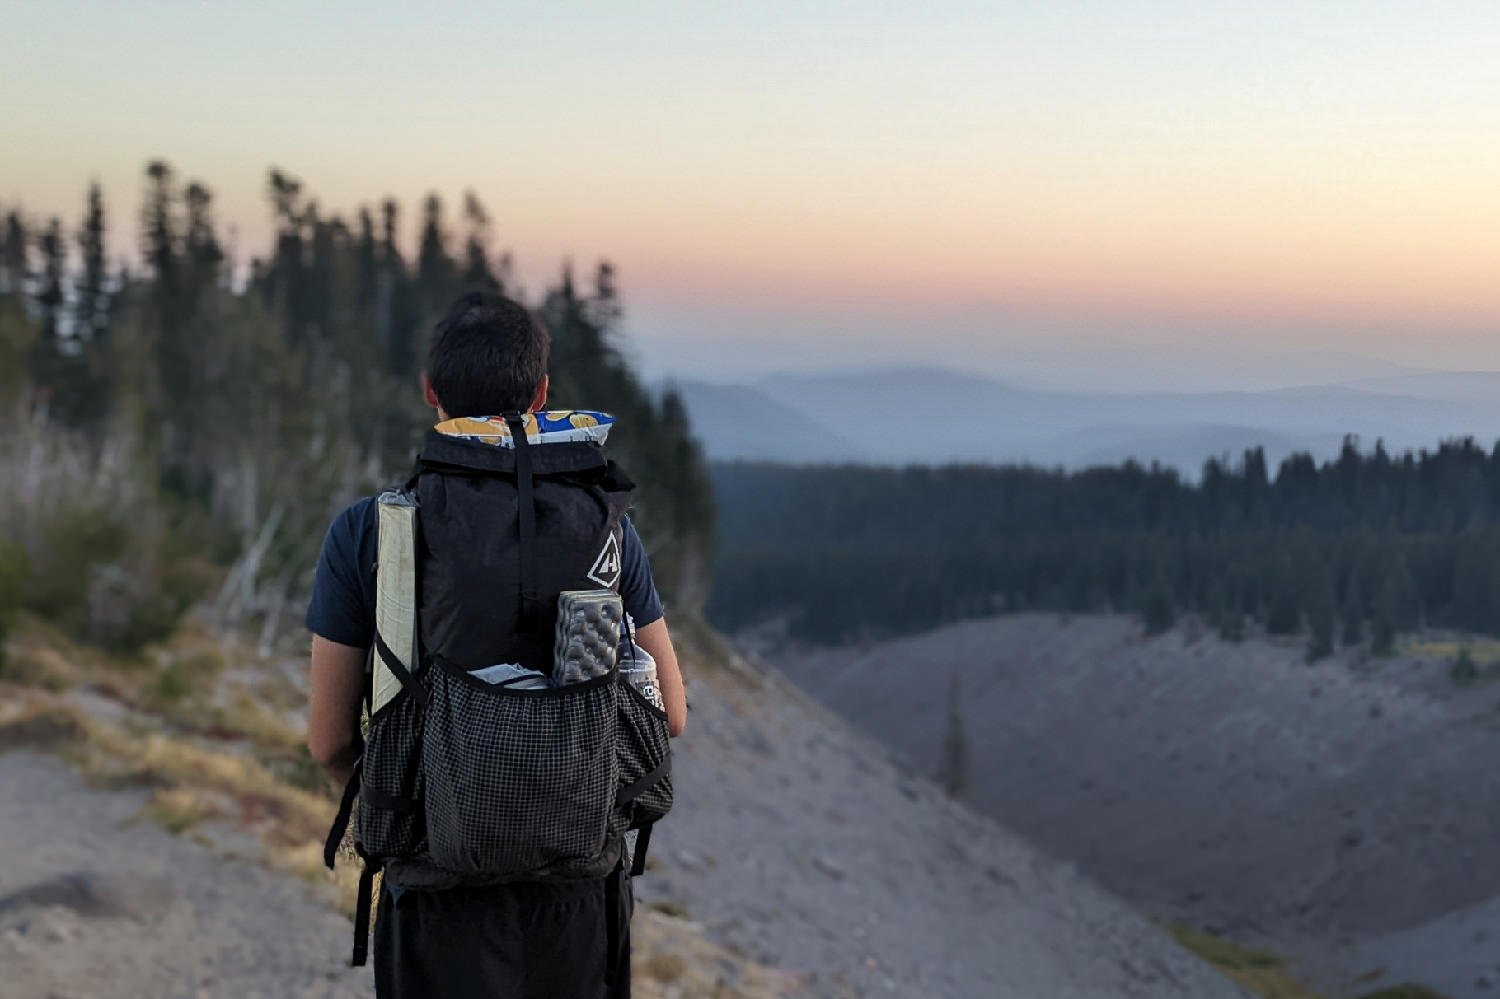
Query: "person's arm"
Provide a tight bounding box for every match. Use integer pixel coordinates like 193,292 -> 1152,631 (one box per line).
633,617 -> 686,737
614,515 -> 686,736
308,636 -> 367,785
305,500 -> 378,786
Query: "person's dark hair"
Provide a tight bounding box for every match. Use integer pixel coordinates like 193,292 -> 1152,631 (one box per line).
426,293 -> 551,416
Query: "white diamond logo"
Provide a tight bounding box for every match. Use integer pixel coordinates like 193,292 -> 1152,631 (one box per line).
586,531 -> 623,589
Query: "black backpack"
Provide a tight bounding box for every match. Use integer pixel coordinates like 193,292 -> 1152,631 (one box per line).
323,415 -> 674,966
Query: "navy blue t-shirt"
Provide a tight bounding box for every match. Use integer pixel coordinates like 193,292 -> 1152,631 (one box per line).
306,499 -> 664,649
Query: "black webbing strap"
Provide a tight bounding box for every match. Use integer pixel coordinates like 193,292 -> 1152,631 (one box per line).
373,631 -> 428,707
323,756 -> 363,870
362,787 -> 422,813
503,413 -> 542,626
604,862 -> 623,988
352,864 -> 378,967
630,823 -> 654,877
401,454 -> 423,492
617,756 -> 672,807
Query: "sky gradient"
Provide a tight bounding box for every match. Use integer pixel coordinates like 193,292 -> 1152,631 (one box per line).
3,1 -> 1498,388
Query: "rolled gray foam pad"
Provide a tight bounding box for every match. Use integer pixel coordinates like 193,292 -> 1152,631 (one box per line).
553,590 -> 623,686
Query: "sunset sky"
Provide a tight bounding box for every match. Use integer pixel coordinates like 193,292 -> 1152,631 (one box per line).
4,1 -> 1498,388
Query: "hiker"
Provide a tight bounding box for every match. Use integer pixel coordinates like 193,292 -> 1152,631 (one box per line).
305,292 -> 687,998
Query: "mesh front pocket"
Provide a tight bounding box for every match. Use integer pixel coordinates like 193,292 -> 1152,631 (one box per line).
355,692 -> 426,860
616,682 -> 673,830
423,665 -> 620,877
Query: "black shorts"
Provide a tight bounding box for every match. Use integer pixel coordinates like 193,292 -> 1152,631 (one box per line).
373,869 -> 633,999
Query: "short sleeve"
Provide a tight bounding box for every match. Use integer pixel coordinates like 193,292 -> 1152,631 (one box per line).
305,497 -> 379,648
617,515 -> 665,628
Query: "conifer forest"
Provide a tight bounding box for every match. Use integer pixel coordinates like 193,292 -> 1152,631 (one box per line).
0,164 -> 714,657
709,442 -> 1500,655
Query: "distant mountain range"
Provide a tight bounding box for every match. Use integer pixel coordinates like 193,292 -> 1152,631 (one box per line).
670,367 -> 1500,470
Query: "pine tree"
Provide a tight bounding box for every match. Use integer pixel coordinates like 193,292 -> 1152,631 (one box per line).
461,191 -> 500,293
184,181 -> 224,278
76,182 -> 108,341
416,193 -> 457,319
1304,558 -> 1336,661
0,210 -> 28,298
141,160 -> 178,288
377,197 -> 401,365
1371,580 -> 1397,656
1340,574 -> 1363,647
940,675 -> 972,799
355,205 -> 378,325
1451,646 -> 1479,686
590,260 -> 622,333
1143,581 -> 1175,636
36,218 -> 65,341
1265,555 -> 1302,635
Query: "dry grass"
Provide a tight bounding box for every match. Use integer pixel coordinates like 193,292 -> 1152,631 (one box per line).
630,907 -> 816,999
134,786 -> 222,834
1166,925 -> 1323,998
1403,637 -> 1500,662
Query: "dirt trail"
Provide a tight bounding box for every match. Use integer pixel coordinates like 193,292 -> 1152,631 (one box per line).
0,751 -> 370,999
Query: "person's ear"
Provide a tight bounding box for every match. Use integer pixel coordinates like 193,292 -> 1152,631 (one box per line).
421,373 -> 445,417
529,375 -> 549,413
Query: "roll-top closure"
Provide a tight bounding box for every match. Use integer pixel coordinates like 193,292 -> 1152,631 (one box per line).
418,431 -> 608,477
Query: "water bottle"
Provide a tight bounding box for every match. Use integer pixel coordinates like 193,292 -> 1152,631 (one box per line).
618,619 -> 664,710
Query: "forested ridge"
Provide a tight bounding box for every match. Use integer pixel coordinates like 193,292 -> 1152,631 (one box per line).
0,164 -> 713,657
708,441 -> 1500,654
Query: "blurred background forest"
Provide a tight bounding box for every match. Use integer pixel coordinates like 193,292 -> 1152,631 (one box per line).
709,443 -> 1500,658
0,164 -> 714,662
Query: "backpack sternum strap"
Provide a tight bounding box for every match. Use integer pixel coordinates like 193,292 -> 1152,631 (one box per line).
373,630 -> 428,708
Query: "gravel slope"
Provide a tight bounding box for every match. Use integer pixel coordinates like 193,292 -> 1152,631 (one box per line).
770,613 -> 1500,996
641,649 -> 1245,998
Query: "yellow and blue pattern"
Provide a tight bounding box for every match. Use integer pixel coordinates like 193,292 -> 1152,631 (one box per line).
434,410 -> 615,447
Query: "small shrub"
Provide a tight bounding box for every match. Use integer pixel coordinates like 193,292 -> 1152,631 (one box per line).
1450,648 -> 1479,687
1216,609 -> 1246,643
1143,587 -> 1175,636
1357,986 -> 1452,999
1371,614 -> 1396,656
24,509 -> 130,625
151,661 -> 196,705
638,951 -> 686,983
0,540 -> 27,668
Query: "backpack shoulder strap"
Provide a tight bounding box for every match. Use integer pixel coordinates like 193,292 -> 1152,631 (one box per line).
372,488 -> 424,712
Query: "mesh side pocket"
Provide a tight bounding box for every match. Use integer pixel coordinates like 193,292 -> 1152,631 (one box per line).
616,681 -> 673,831
423,667 -> 619,877
355,692 -> 426,861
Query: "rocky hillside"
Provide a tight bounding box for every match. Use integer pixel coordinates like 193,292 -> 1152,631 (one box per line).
0,613 -> 1245,998
770,613 -> 1500,997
